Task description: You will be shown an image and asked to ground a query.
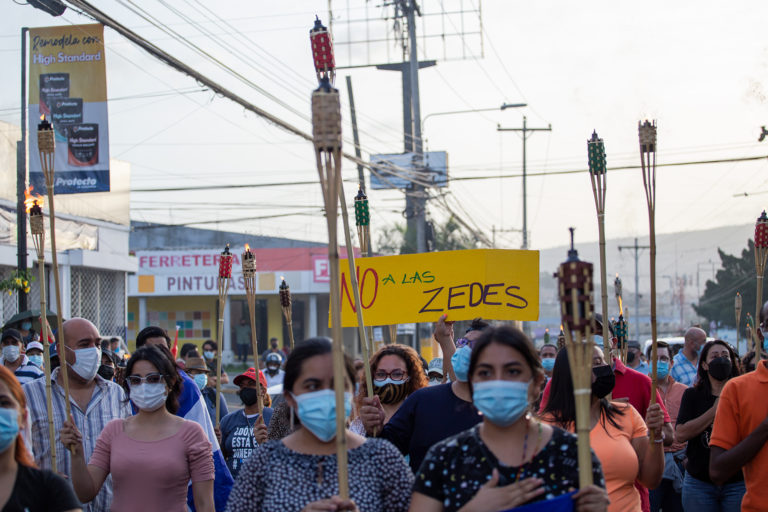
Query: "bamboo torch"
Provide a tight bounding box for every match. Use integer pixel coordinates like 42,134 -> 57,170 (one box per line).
754,211 -> 768,358
354,188 -> 375,356
746,313 -> 754,356
639,121 -> 660,425
26,189 -> 57,469
242,245 -> 264,421
557,227 -> 594,489
37,116 -> 72,426
310,16 -> 349,499
588,131 -> 611,356
735,292 -> 742,356
614,275 -> 628,363
279,278 -> 296,351
215,244 -> 232,428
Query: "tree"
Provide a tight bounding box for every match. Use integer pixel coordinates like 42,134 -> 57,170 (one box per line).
693,239 -> 767,328
375,215 -> 480,255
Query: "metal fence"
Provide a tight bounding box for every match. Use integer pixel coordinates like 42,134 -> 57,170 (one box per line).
1,264 -> 126,338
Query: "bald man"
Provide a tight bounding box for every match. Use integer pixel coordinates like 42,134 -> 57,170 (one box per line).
23,318 -> 131,512
670,327 -> 707,386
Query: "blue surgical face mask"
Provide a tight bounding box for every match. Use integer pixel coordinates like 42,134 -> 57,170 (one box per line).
762,333 -> 768,352
28,354 -> 43,368
203,350 -> 215,361
0,408 -> 19,453
473,380 -> 530,427
541,357 -> 555,372
21,322 -> 31,331
451,345 -> 472,382
656,361 -> 670,380
193,373 -> 208,391
291,389 -> 352,442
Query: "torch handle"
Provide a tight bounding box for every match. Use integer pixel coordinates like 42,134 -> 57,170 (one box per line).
338,182 -> 374,399
38,255 -> 57,471
215,288 -> 227,429
246,290 -> 264,419
281,308 -> 295,351
756,273 -> 764,358
648,213 -> 659,443
45,188 -> 73,430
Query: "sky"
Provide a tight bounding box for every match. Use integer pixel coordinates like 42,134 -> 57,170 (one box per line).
1,1 -> 767,251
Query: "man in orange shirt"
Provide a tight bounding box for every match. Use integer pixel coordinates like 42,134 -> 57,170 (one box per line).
709,357 -> 768,512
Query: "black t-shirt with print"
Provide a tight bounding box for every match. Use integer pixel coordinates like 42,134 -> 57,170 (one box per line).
413,424 -> 605,512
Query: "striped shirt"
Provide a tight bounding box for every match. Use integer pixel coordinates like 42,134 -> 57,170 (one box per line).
671,351 -> 699,387
0,355 -> 44,385
23,367 -> 131,512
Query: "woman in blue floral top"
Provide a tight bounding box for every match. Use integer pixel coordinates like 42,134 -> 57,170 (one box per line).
410,326 -> 609,512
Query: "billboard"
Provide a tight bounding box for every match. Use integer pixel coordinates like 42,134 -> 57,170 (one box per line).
369,151 -> 448,190
28,24 -> 110,194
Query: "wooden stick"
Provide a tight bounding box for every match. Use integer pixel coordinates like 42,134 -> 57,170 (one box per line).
388,324 -> 397,344
44,185 -> 72,424
337,183 -> 374,399
756,269 -> 765,358
37,255 -> 56,469
245,287 -> 264,418
215,280 -> 228,428
590,173 -> 610,356
735,293 -> 742,357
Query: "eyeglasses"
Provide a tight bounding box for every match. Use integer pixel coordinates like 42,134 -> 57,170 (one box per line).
126,373 -> 166,386
373,369 -> 408,382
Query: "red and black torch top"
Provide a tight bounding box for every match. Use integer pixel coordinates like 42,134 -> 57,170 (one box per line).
310,16 -> 335,84
279,279 -> 292,309
557,228 -> 595,336
755,211 -> 768,249
218,244 -> 233,279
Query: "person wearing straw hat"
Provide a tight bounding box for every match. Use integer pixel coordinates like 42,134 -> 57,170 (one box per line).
218,367 -> 272,479
1,329 -> 44,385
185,356 -> 228,425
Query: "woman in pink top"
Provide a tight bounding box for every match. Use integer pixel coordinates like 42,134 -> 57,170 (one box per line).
61,345 -> 215,512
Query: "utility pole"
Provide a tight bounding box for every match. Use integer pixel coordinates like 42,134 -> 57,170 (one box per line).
618,237 -> 650,341
497,116 -> 551,249
345,76 -> 366,191
17,27 -> 28,313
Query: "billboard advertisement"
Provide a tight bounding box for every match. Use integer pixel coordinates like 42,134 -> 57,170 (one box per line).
28,24 -> 110,194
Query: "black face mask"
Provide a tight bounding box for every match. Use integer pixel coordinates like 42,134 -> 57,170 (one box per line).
626,351 -> 636,364
97,364 -> 115,381
239,387 -> 259,407
708,357 -> 732,381
591,364 -> 616,399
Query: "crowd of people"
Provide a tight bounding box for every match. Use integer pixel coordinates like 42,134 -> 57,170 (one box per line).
0,307 -> 767,511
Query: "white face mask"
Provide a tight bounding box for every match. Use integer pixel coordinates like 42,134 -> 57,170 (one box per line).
2,345 -> 20,364
70,347 -> 101,381
130,382 -> 168,411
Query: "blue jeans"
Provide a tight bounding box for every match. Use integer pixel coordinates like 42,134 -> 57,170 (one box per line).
681,473 -> 745,512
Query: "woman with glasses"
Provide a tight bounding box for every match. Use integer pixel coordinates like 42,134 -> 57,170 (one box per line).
359,317 -> 487,474
350,344 -> 428,436
60,345 -> 215,511
410,325 -> 608,512
227,337 -> 413,512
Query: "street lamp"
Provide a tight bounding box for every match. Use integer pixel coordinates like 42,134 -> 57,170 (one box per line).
421,102 -> 527,135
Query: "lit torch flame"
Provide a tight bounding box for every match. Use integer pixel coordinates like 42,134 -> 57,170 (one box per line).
40,114 -> 45,121
23,185 -> 45,213
618,296 -> 624,316
244,243 -> 250,252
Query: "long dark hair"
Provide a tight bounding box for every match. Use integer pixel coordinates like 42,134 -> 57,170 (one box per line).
124,345 -> 182,414
283,337 -> 356,395
541,347 -> 624,431
694,340 -> 740,395
467,325 -> 542,396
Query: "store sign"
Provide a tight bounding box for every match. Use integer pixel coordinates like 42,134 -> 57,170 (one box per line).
28,24 -> 111,194
334,249 -> 539,327
129,248 -> 331,296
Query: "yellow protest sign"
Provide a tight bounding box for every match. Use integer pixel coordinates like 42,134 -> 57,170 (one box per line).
334,249 -> 539,327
